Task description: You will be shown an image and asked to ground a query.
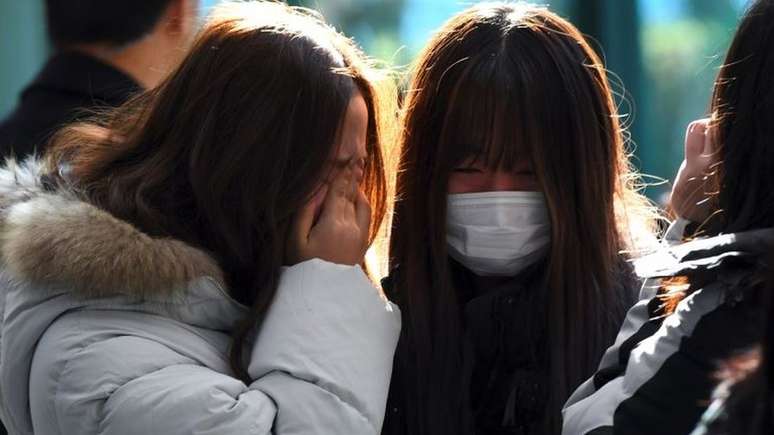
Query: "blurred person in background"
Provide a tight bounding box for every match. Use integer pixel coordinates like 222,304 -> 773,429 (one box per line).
0,0 -> 199,159
382,3 -> 657,434
562,1 -> 774,433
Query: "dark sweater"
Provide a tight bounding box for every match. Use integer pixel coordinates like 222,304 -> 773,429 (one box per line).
0,51 -> 140,159
382,259 -> 637,435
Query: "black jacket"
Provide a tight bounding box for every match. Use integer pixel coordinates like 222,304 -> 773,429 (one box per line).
690,372 -> 767,435
0,51 -> 140,159
382,259 -> 639,435
562,227 -> 774,435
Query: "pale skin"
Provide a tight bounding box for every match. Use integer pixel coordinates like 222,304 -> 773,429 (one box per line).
287,91 -> 371,266
448,155 -> 540,285
449,119 -> 720,227
449,118 -> 718,224
448,122 -> 719,257
448,156 -> 539,193
68,0 -> 199,89
670,118 -> 719,223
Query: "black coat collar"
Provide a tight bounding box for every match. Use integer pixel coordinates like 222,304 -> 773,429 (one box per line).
22,50 -> 140,106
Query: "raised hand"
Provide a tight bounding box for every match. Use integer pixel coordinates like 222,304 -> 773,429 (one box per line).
286,167 -> 371,266
670,118 -> 720,223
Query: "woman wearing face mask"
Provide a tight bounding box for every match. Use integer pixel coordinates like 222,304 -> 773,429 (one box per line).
381,3 -> 656,435
564,1 -> 774,433
0,2 -> 400,434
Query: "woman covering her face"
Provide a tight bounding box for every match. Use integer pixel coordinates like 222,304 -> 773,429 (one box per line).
0,2 -> 401,434
382,3 -> 656,434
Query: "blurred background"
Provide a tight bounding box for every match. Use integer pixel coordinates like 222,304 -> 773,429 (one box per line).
0,0 -> 751,201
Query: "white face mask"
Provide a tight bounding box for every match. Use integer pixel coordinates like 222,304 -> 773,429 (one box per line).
446,191 -> 551,277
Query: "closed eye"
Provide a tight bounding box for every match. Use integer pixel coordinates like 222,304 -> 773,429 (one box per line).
335,157 -> 354,169
452,167 -> 484,174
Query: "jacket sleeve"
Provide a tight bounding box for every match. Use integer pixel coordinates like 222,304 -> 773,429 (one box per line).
248,259 -> 402,434
561,219 -> 690,434
560,296 -> 655,434
39,259 -> 401,435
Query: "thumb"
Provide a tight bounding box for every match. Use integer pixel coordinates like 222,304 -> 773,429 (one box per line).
684,119 -> 709,164
294,184 -> 328,245
355,189 -> 371,241
319,167 -> 353,222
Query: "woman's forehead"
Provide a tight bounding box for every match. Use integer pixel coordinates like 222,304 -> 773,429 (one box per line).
334,92 -> 369,159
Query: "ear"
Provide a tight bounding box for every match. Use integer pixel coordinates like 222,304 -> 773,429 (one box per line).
164,0 -> 198,39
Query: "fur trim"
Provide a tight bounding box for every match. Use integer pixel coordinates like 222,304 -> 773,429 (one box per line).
0,158 -> 47,215
0,158 -> 225,300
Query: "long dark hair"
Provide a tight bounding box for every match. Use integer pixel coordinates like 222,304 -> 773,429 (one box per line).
661,0 -> 774,311
707,0 -> 774,234
389,3 -> 654,434
701,249 -> 774,435
681,1 -> 774,433
45,1 -> 396,383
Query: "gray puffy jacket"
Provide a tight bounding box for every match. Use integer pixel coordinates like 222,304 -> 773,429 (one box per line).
0,159 -> 401,435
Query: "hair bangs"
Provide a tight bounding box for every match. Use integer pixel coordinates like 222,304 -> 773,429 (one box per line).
437,53 -> 532,172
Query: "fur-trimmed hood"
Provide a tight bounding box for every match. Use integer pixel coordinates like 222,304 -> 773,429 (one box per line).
0,157 -> 249,330
0,157 -> 402,435
0,157 -> 404,435
0,158 -> 256,434
0,158 -> 230,301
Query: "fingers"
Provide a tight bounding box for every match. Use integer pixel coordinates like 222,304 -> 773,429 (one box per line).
291,184 -> 328,245
671,118 -> 719,223
347,167 -> 359,203
333,167 -> 353,198
685,119 -> 708,160
304,184 -> 328,234
355,188 -> 371,246
684,118 -> 721,179
319,167 -> 354,222
701,120 -> 718,160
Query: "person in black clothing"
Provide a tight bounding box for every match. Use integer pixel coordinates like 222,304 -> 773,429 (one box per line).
690,250 -> 774,435
0,2 -> 197,434
382,3 -> 657,434
563,1 -> 774,434
0,0 -> 199,159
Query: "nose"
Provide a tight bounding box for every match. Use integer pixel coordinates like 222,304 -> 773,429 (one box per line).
486,170 -> 522,191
